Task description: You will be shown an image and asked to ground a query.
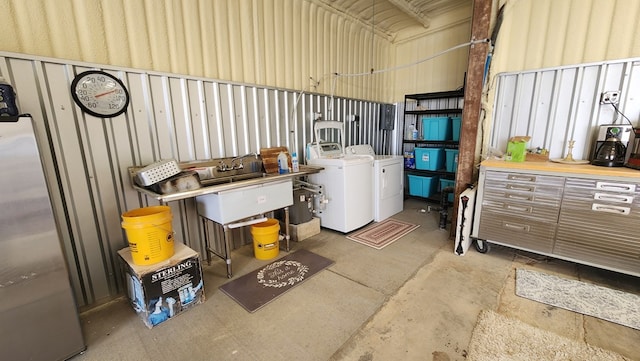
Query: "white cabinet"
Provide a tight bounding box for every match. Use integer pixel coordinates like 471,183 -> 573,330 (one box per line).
472,160 -> 640,277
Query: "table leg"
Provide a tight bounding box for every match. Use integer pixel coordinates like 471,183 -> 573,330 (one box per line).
201,217 -> 212,266
284,206 -> 290,252
222,224 -> 233,278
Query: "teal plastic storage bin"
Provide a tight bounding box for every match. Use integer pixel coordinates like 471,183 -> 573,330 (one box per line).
421,116 -> 451,141
439,179 -> 455,203
445,149 -> 459,172
414,147 -> 445,171
451,117 -> 461,141
408,174 -> 439,198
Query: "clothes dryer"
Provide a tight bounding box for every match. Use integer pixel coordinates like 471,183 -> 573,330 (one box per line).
346,144 -> 404,221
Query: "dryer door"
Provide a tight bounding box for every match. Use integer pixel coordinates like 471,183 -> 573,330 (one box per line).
379,161 -> 403,200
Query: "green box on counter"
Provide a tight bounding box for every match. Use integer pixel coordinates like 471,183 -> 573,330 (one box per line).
506,136 -> 530,162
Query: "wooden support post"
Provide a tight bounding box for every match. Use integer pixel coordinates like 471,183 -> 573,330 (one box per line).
451,0 -> 492,239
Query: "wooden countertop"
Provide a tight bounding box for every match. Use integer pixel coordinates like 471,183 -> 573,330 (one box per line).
480,159 -> 640,179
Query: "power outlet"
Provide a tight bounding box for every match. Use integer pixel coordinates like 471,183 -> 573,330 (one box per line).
600,90 -> 620,104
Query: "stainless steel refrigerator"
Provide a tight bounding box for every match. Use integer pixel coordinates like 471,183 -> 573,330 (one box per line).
0,116 -> 85,360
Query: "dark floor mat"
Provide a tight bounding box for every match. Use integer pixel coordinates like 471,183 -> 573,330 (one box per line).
219,249 -> 334,313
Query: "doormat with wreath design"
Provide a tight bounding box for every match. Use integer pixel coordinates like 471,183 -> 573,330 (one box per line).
219,249 -> 334,313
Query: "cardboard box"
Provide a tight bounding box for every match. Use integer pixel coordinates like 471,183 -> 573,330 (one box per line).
287,217 -> 321,242
118,242 -> 205,328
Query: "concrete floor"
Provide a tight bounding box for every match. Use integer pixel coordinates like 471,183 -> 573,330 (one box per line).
73,199 -> 640,361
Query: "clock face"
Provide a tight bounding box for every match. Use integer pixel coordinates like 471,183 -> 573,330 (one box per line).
71,70 -> 130,118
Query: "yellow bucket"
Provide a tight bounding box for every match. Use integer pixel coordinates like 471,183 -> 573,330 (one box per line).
121,206 -> 174,265
251,219 -> 280,260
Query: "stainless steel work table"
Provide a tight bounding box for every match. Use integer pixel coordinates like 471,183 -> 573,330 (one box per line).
130,165 -> 324,278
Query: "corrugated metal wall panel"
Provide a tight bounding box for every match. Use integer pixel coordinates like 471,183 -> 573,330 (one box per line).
0,52 -> 398,308
0,0 -> 394,103
483,0 -> 640,165
488,58 -> 640,161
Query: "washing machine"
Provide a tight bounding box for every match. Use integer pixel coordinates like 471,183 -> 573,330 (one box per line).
306,121 -> 374,233
346,144 -> 404,221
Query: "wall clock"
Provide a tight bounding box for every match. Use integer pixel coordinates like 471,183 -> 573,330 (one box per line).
71,70 -> 130,118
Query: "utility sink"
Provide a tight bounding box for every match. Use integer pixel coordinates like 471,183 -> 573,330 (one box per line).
195,178 -> 293,225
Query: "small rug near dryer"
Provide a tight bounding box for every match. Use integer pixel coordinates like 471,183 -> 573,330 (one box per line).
515,268 -> 640,330
346,218 -> 419,250
219,249 -> 334,313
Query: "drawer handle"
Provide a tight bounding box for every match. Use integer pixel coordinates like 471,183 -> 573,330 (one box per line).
591,203 -> 631,215
596,181 -> 635,193
594,192 -> 633,204
505,204 -> 532,213
507,184 -> 534,192
502,222 -> 530,232
508,174 -> 536,182
506,193 -> 532,201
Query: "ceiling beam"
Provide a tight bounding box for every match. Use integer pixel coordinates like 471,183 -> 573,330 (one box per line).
386,0 -> 431,28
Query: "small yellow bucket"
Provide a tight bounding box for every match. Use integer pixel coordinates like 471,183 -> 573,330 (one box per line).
251,219 -> 280,260
121,206 -> 174,265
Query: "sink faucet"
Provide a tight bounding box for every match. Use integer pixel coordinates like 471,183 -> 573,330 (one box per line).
217,160 -> 232,172
230,152 -> 258,170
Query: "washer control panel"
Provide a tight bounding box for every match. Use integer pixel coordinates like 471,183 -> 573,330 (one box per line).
346,144 -> 375,156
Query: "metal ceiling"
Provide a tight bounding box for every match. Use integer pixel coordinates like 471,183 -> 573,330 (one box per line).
311,0 -> 472,41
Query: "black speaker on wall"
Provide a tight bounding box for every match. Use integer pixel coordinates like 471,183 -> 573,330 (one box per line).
380,104 -> 395,130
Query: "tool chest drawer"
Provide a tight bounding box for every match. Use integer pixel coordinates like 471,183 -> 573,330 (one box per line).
482,171 -> 565,208
477,212 -> 555,253
555,177 -> 640,274
560,177 -> 640,215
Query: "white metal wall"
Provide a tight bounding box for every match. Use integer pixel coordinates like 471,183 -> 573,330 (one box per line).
0,52 -> 397,308
488,57 -> 640,161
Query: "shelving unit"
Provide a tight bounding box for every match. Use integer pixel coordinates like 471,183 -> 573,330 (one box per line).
402,89 -> 464,204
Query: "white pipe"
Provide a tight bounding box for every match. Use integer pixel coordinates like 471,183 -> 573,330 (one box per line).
228,217 -> 268,229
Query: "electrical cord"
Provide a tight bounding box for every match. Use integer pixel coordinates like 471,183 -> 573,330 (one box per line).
325,38 -> 490,123
610,102 -> 637,132
334,39 -> 490,77
289,38 -> 491,155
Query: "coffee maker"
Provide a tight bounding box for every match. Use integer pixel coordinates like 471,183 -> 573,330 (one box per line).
590,125 -> 632,167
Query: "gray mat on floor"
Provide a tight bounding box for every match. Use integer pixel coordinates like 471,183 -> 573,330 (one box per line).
515,268 -> 640,330
219,249 -> 334,313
